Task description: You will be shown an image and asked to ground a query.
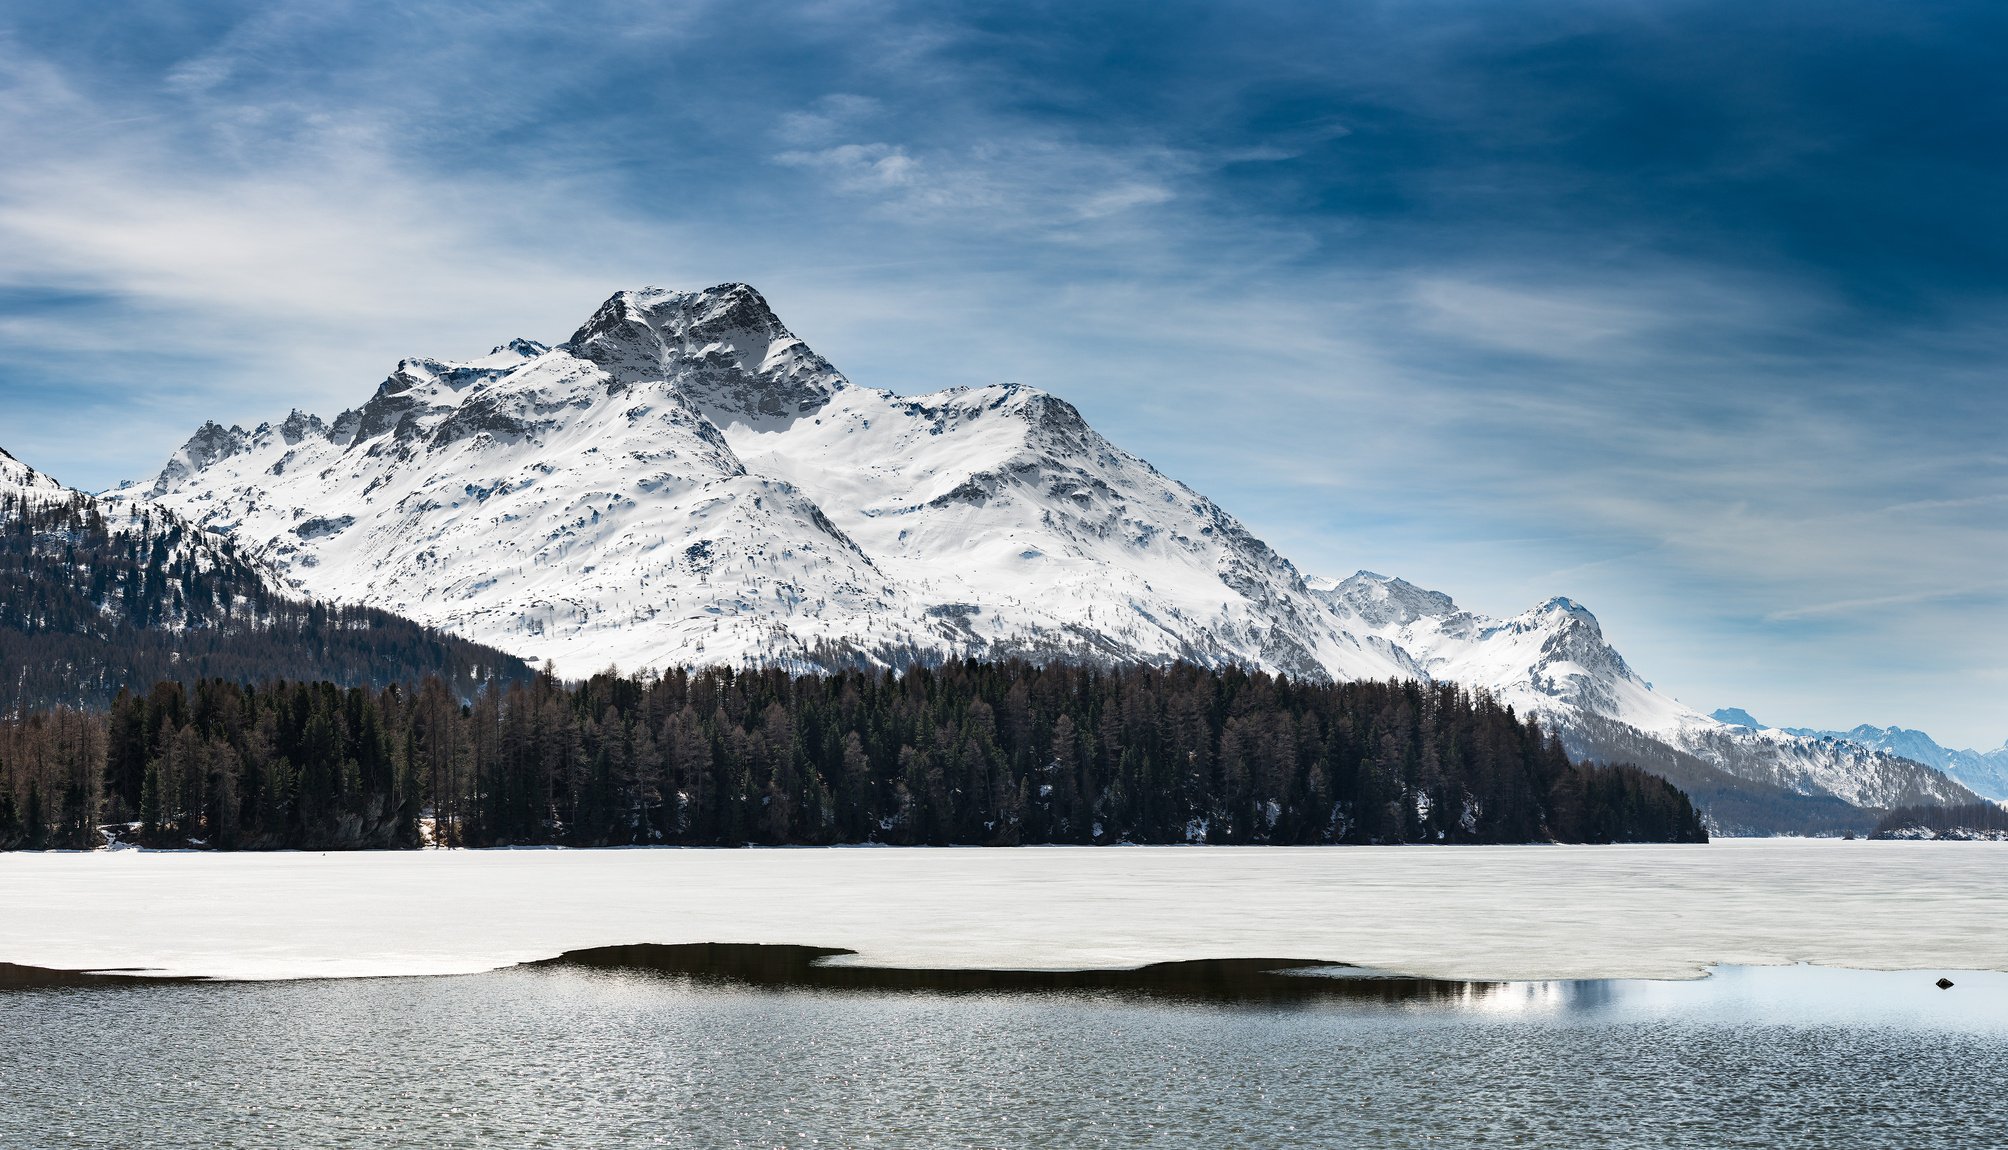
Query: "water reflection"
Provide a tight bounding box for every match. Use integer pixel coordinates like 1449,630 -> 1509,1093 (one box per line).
0,961 -> 196,990
7,943 -> 2004,1033
531,945 -> 2008,1032
538,942 -> 1513,1004
5,954 -> 2005,1148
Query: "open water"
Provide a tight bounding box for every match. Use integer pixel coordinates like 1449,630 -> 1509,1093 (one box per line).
5,843 -> 2005,1146
4,962 -> 2004,1148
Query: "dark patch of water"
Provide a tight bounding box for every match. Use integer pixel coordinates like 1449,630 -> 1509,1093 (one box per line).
4,964 -> 2004,1148
534,942 -> 1502,1003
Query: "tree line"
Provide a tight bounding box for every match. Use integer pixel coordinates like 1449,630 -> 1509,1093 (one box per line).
1558,709 -> 1875,837
0,660 -> 1706,850
1871,801 -> 2008,840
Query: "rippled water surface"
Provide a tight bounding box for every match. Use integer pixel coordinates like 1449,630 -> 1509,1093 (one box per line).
6,966 -> 2004,1148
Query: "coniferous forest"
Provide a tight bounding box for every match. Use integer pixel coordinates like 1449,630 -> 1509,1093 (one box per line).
0,492 -> 529,714
1870,801 -> 2008,840
0,660 -> 1706,850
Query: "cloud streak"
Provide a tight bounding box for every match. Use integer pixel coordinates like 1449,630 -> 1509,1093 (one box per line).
0,0 -> 2002,743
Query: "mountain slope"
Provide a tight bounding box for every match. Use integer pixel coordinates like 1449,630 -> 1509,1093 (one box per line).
1,446 -> 67,504
730,382 -> 1412,680
2,451 -> 529,712
124,284 -> 1414,682
1841,730 -> 2008,801
1713,710 -> 2008,802
123,281 -> 1976,828
1310,571 -> 1977,812
114,328 -> 905,675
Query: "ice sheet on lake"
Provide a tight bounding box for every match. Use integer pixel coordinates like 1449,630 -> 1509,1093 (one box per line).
1,840 -> 2002,982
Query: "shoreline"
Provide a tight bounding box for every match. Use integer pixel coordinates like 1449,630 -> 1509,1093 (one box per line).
4,840 -> 2004,984
6,952 -> 2005,1041
2,945 -> 1996,994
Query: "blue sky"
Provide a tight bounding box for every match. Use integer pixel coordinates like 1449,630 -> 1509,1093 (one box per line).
1,0 -> 2002,745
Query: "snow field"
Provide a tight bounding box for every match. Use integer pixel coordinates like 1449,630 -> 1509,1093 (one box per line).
1,839 -> 2002,983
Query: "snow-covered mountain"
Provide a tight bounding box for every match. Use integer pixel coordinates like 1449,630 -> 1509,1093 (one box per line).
120,282 -> 1975,820
1838,731 -> 2008,800
7,445 -> 244,583
1,445 -> 68,504
1310,571 -> 1976,811
1712,711 -> 2008,802
118,284 -> 1415,683
2,444 -> 528,711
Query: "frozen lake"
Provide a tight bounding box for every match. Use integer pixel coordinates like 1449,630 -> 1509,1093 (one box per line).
3,839 -> 2003,981
8,840 -> 2005,1148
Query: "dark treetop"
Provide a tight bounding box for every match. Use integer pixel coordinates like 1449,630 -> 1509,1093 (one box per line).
0,491 -> 528,716
0,660 -> 1704,850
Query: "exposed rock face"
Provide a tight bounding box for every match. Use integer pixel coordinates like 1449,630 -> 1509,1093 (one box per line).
565,284 -> 848,426
152,421 -> 251,496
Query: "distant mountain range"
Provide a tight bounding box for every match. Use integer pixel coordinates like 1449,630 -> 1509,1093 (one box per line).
1711,709 -> 2008,801
31,281 -> 1982,833
1306,571 -> 1980,821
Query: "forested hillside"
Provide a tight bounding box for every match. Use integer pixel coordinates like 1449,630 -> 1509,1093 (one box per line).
1,492 -> 529,714
1559,711 -> 1886,836
0,661 -> 1705,850
1871,801 -> 2008,840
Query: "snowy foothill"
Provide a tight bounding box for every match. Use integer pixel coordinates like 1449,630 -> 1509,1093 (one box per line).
1,840 -> 2002,984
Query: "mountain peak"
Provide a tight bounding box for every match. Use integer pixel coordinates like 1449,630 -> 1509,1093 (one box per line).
152,421 -> 251,495
643,281 -> 777,332
278,409 -> 327,445
568,283 -> 785,350
1313,570 -> 1460,628
564,282 -> 847,426
1520,595 -> 1614,651
491,338 -> 550,359
1710,707 -> 1765,729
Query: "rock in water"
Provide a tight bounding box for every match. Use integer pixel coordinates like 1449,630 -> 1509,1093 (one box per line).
1936,977 -> 1955,989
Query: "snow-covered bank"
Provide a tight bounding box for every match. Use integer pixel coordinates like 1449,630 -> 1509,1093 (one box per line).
1,840 -> 2001,983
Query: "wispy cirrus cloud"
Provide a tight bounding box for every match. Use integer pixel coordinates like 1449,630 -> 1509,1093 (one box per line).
0,0 -> 2002,742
